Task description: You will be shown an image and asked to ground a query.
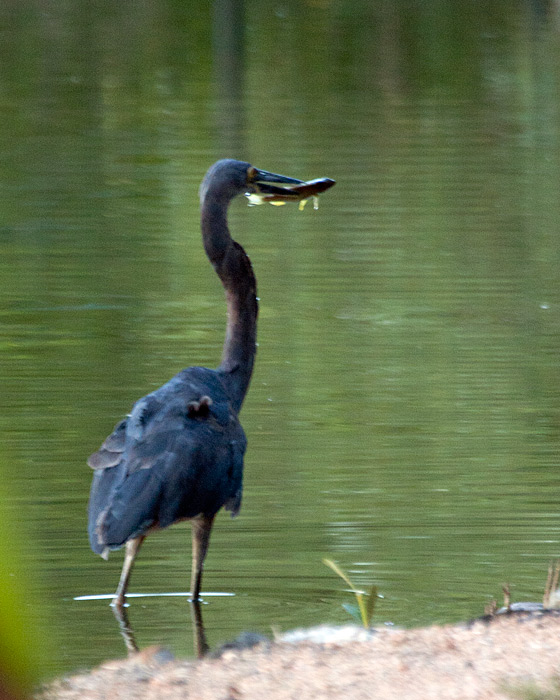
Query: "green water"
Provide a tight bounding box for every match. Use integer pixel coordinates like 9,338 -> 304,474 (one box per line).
1,0 -> 560,683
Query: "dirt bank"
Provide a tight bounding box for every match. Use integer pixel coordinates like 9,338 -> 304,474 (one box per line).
41,612 -> 560,700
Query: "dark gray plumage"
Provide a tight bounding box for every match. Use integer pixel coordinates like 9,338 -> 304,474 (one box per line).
88,369 -> 245,550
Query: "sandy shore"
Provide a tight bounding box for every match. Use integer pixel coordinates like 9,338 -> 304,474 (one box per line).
40,612 -> 560,700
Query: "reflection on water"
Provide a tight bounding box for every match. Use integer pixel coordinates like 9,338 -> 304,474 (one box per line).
111,599 -> 208,658
1,0 -> 560,682
108,598 -> 208,657
112,604 -> 140,656
189,601 -> 210,658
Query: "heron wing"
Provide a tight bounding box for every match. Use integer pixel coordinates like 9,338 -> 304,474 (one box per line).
88,368 -> 246,554
93,418 -> 245,549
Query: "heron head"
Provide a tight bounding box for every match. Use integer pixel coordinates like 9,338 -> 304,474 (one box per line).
200,159 -> 303,204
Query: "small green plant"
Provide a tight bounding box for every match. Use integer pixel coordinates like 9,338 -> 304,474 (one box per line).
323,558 -> 379,629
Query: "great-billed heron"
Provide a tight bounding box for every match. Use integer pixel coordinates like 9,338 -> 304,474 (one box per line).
87,159 -> 334,607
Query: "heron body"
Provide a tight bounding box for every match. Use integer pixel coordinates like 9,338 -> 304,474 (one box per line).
88,368 -> 246,548
87,159 -> 308,606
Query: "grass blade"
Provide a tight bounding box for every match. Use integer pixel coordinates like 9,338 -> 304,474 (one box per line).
322,558 -> 354,590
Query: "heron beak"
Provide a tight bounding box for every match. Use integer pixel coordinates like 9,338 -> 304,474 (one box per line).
246,167 -> 335,209
250,168 -> 304,196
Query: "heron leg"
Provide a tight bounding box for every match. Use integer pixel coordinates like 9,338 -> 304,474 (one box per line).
190,514 -> 215,601
112,535 -> 145,609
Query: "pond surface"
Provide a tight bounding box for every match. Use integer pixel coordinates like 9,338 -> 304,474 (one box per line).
1,0 -> 560,683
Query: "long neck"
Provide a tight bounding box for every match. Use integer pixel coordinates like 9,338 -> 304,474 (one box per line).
201,195 -> 258,412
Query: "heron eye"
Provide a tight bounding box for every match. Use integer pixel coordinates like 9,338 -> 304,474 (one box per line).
247,166 -> 258,183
